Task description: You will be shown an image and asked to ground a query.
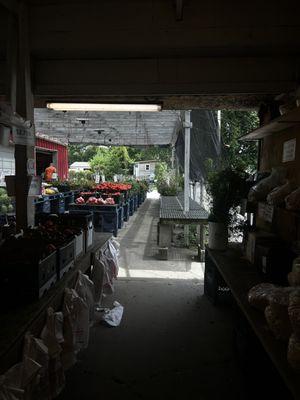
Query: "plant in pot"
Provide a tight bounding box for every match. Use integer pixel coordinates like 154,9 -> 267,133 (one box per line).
206,167 -> 249,250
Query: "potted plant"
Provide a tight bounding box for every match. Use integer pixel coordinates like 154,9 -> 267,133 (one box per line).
206,167 -> 249,250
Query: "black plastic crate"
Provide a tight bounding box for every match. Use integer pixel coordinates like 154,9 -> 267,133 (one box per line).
57,240 -> 75,279
93,211 -> 103,232
102,212 -> 118,236
61,211 -> 94,252
118,206 -> 124,229
35,196 -> 51,214
50,194 -> 65,214
64,192 -> 75,211
133,194 -> 138,210
123,202 -> 130,221
204,250 -> 233,305
0,251 -> 57,304
61,210 -> 93,228
93,210 -> 118,236
129,197 -> 134,216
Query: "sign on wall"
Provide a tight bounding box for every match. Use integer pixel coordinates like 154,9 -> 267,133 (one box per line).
27,158 -> 35,176
282,138 -> 296,162
12,125 -> 35,146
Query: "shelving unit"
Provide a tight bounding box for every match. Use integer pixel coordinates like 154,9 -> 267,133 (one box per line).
241,107 -> 300,141
206,246 -> 300,400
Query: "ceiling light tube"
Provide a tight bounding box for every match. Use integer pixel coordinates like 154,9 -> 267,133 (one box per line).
46,103 -> 162,112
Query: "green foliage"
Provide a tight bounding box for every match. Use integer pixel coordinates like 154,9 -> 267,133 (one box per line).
206,167 -> 250,224
90,146 -> 133,179
204,111 -> 258,225
221,110 -> 259,172
127,146 -> 172,166
155,162 -> 169,182
155,162 -> 182,196
0,188 -> 14,213
68,170 -> 95,189
68,145 -> 98,165
156,180 -> 178,196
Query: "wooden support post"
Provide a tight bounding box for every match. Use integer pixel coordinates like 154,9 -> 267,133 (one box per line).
197,223 -> 205,261
184,225 -> 190,247
184,110 -> 191,246
183,110 -> 191,214
12,3 -> 35,229
171,145 -> 175,169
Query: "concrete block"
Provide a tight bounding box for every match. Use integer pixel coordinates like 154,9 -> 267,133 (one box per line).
159,223 -> 172,247
158,247 -> 168,260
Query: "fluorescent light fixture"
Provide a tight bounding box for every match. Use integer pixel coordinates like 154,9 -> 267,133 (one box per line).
47,103 -> 162,112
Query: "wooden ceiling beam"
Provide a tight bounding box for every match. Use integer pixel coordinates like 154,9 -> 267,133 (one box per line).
175,0 -> 183,21
0,0 -> 19,14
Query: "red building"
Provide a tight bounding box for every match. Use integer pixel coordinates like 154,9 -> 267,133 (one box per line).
35,134 -> 68,181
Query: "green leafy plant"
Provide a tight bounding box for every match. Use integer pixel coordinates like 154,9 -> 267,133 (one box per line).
68,170 -> 95,189
0,188 -> 14,214
206,167 -> 250,225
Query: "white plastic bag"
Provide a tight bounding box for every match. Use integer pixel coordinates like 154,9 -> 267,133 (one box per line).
74,271 -> 95,324
61,295 -> 77,370
98,250 -> 115,295
0,357 -> 41,400
248,167 -> 286,202
107,239 -> 120,276
23,334 -> 51,400
285,187 -> 300,210
266,180 -> 292,206
63,289 -> 89,352
102,301 -> 124,327
40,308 -> 65,398
91,256 -> 105,304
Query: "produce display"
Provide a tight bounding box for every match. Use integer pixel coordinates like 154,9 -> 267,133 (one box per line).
248,283 -> 300,371
264,290 -> 293,341
0,217 -> 80,263
247,283 -> 278,311
42,182 -> 59,196
75,196 -> 115,205
0,188 -> 14,214
94,182 -> 132,192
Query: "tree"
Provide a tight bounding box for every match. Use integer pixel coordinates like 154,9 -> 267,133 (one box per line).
68,145 -> 98,165
90,146 -> 133,179
221,110 -> 259,172
127,146 -> 172,166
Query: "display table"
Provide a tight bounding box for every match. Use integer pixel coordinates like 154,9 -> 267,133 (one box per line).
158,194 -> 208,249
0,232 -> 112,374
205,246 -> 300,400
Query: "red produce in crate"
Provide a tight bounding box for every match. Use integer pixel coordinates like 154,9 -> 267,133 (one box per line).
94,182 -> 132,192
96,198 -> 106,205
75,196 -> 85,204
86,196 -> 98,204
105,197 -> 115,205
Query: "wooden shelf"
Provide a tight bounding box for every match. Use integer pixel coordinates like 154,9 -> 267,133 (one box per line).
206,246 -> 300,400
240,107 -> 300,141
0,232 -> 112,374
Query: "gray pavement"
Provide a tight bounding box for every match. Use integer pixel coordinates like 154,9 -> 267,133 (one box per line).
59,198 -> 243,400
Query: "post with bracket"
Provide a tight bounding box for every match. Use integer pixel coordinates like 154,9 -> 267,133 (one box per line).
183,111 -> 192,246
6,3 -> 36,229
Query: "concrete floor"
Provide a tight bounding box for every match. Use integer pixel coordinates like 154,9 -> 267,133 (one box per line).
58,198 -> 243,400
